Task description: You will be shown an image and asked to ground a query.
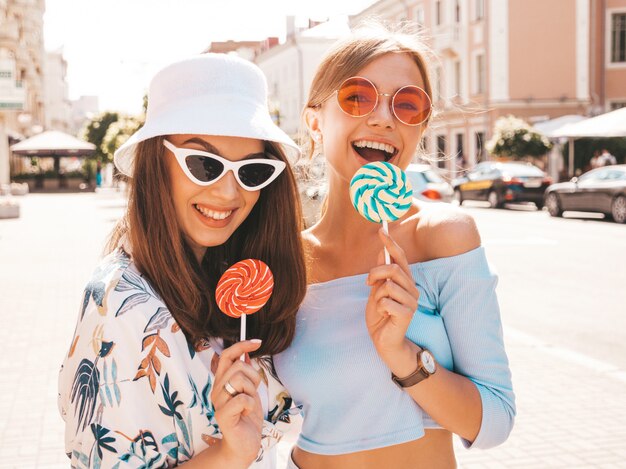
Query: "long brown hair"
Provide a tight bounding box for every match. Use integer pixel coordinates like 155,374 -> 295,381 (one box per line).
302,22 -> 434,159
107,136 -> 307,357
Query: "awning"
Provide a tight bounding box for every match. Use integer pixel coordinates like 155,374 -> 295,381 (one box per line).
533,115 -> 587,138
10,130 -> 96,157
550,107 -> 626,138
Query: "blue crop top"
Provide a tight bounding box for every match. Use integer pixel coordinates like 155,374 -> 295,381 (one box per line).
273,246 -> 515,455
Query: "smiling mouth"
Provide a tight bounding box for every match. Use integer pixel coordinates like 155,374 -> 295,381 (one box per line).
193,204 -> 233,220
352,140 -> 399,163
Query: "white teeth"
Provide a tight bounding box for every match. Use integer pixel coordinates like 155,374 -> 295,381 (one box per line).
195,205 -> 233,220
353,140 -> 397,155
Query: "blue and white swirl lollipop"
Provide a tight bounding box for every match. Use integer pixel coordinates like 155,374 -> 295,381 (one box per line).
350,161 -> 413,263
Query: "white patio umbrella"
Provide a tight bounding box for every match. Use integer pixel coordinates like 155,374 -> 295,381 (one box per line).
10,130 -> 96,173
548,108 -> 626,177
551,107 -> 626,138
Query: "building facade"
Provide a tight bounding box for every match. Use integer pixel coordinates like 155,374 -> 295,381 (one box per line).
44,49 -> 71,133
69,95 -> 99,136
0,0 -> 46,183
253,17 -> 350,137
351,0 -> 626,175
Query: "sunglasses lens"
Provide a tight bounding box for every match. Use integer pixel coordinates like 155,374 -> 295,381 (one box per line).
186,155 -> 224,183
238,163 -> 277,188
337,77 -> 378,117
393,86 -> 431,125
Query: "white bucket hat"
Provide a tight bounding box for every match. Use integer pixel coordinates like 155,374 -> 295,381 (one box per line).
114,53 -> 300,177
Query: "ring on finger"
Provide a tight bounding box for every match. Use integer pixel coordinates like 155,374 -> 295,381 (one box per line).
224,381 -> 238,397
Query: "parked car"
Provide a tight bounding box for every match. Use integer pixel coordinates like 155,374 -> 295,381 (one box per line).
452,161 -> 551,209
405,163 -> 453,202
544,164 -> 626,223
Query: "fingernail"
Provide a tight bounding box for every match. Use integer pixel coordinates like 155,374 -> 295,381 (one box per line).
250,339 -> 262,344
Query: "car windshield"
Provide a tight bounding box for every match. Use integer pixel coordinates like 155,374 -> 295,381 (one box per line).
580,168 -> 626,182
579,169 -> 607,182
406,172 -> 426,186
500,164 -> 544,177
422,169 -> 445,183
607,169 -> 626,180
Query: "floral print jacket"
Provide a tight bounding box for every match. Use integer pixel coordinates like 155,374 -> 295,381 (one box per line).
58,249 -> 298,468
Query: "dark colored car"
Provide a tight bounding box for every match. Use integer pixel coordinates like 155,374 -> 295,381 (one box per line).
452,161 -> 552,209
544,165 -> 626,223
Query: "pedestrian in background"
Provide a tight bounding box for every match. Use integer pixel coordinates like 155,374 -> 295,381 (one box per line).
599,148 -> 617,166
274,24 -> 515,469
58,54 -> 306,468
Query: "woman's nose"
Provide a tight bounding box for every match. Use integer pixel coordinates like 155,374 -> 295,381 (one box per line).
208,170 -> 240,199
367,94 -> 396,130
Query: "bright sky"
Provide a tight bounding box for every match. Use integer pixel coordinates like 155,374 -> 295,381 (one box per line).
43,0 -> 377,115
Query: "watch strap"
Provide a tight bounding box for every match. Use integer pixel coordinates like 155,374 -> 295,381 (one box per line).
391,349 -> 434,388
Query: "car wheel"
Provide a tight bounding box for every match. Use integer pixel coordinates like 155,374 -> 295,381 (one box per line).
611,195 -> 626,224
545,193 -> 562,217
453,189 -> 463,206
487,191 -> 502,209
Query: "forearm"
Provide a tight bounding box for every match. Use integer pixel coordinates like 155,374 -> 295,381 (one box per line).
388,341 -> 482,443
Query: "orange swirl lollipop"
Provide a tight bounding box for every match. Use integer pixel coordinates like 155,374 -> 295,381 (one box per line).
216,259 -> 274,345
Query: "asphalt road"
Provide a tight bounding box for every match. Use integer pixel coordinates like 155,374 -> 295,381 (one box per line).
461,201 -> 626,369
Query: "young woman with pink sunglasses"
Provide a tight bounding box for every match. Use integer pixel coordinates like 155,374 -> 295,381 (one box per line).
274,24 -> 515,469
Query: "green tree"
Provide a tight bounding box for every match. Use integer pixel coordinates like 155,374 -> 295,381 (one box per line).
102,115 -> 144,163
487,115 -> 552,159
81,111 -> 120,163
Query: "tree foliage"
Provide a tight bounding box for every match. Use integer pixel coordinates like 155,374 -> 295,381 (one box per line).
102,115 -> 144,163
81,111 -> 120,163
487,115 -> 552,159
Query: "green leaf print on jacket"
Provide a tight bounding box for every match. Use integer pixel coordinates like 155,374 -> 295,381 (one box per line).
70,341 -> 115,432
158,374 -> 183,420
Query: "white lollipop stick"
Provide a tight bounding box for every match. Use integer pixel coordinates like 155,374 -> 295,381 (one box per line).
382,220 -> 391,265
240,313 -> 247,361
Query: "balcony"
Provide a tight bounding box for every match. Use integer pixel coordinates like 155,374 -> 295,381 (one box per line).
0,81 -> 26,110
433,24 -> 463,58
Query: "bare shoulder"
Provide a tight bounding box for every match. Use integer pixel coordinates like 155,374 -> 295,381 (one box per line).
414,203 -> 481,260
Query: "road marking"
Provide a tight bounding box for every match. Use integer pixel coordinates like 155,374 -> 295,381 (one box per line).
484,236 -> 558,246
505,326 -> 626,384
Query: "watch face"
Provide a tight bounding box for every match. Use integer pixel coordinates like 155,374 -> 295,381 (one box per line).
422,351 -> 436,374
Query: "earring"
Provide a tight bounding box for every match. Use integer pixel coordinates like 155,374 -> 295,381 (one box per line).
312,133 -> 323,144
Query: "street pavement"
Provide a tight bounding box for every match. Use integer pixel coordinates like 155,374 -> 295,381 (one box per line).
1,192 -> 625,468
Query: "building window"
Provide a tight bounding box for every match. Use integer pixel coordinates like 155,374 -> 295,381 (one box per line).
611,13 -> 626,63
475,0 -> 484,20
610,101 -> 626,110
455,0 -> 461,23
437,135 -> 447,169
436,1 -> 442,26
454,60 -> 461,96
476,54 -> 485,94
475,132 -> 485,162
415,6 -> 425,27
456,133 -> 464,157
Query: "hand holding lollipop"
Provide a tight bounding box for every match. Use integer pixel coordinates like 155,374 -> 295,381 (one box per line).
349,161 -> 413,264
216,259 -> 274,359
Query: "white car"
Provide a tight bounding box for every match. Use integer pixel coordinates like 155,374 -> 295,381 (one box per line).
405,163 -> 454,202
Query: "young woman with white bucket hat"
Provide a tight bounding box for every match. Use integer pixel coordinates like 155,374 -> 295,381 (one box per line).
58,53 -> 306,468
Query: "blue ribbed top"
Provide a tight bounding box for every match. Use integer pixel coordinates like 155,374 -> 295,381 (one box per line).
273,246 -> 515,455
